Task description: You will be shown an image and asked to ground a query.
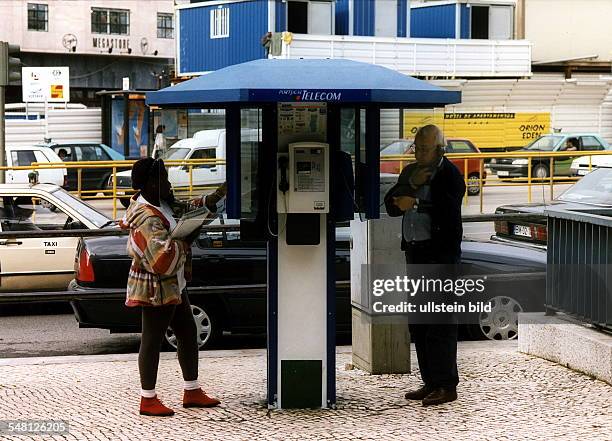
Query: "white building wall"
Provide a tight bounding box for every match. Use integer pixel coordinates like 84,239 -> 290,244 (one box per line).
433,74 -> 612,144
0,0 -> 174,59
525,0 -> 612,62
5,106 -> 102,147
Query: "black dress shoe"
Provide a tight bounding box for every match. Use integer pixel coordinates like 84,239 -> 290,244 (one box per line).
404,386 -> 433,400
422,387 -> 457,406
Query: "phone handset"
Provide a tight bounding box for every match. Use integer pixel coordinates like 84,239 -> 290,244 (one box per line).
278,156 -> 289,194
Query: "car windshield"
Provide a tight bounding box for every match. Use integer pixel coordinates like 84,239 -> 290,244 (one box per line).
381,141 -> 412,155
163,147 -> 190,160
557,168 -> 612,206
50,188 -> 111,227
525,135 -> 563,151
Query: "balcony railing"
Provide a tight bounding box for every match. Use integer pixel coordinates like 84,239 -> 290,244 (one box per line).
269,33 -> 532,78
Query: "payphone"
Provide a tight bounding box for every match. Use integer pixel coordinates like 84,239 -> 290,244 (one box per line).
277,142 -> 329,214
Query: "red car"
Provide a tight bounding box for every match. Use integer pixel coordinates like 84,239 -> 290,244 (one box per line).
380,138 -> 486,195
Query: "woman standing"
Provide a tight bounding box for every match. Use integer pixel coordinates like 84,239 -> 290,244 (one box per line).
121,157 -> 221,417
152,125 -> 167,159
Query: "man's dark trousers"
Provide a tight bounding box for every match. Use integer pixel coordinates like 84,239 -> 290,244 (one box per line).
406,240 -> 459,390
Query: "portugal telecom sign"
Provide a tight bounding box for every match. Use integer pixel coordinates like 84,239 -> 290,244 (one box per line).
22,67 -> 70,103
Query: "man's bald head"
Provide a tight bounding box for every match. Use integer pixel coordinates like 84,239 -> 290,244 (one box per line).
414,124 -> 445,166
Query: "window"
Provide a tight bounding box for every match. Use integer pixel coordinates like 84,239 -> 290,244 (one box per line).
91,8 -> 129,35
157,13 -> 174,39
11,150 -> 37,167
580,136 -> 604,151
28,3 -> 48,31
76,146 -> 110,161
53,147 -> 73,161
190,148 -> 216,168
0,196 -> 72,232
210,7 -> 229,39
448,141 -> 476,153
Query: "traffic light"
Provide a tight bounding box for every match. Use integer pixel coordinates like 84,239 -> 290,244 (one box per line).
0,42 -> 21,86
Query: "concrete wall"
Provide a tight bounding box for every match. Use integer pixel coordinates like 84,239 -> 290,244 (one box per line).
525,0 -> 612,62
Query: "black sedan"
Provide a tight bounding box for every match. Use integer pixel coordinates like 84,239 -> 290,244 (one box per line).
493,167 -> 612,247
70,225 -> 546,348
44,142 -> 130,191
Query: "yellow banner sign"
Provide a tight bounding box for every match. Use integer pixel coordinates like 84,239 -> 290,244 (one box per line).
403,111 -> 551,150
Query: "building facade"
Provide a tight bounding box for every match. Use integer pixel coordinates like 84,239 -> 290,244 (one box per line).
176,0 -> 527,77
0,0 -> 176,105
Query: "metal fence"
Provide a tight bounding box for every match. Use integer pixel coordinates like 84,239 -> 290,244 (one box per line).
546,207 -> 612,330
3,149 -> 612,218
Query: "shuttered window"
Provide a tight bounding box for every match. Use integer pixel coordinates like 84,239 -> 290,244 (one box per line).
210,7 -> 229,39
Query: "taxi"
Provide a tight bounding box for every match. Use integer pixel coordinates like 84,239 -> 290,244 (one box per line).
0,183 -> 114,292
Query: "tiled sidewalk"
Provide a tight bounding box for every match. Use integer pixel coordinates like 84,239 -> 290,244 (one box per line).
0,341 -> 610,440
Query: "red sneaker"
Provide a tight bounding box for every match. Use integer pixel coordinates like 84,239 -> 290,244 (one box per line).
139,396 -> 175,417
183,388 -> 221,408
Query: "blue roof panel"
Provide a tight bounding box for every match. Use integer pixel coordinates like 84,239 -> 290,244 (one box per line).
147,59 -> 461,106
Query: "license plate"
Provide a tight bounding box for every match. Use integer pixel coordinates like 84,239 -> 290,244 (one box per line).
513,225 -> 532,237
497,170 -> 509,176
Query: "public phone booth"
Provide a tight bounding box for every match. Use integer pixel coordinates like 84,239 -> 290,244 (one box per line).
146,58 -> 460,409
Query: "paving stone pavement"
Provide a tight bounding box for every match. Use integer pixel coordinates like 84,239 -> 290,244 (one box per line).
0,341 -> 610,441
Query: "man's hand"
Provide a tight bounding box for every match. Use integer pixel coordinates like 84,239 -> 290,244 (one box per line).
410,167 -> 434,187
393,196 -> 417,211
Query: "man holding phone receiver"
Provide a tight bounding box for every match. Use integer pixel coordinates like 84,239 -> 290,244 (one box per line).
384,124 -> 466,406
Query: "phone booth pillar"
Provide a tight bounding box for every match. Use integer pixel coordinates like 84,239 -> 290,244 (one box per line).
146,58 -> 461,409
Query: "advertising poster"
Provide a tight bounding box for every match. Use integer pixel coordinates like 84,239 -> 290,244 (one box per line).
111,98 -> 149,157
22,67 -> 70,103
403,110 -> 551,150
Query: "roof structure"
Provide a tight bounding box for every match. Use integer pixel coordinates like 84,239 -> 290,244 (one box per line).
146,58 -> 461,107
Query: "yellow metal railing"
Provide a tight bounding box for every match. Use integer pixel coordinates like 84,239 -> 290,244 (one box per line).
381,149 -> 611,213
1,158 -> 225,219
2,149 -> 610,218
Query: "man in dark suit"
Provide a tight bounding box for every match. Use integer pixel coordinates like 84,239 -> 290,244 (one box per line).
384,124 -> 465,406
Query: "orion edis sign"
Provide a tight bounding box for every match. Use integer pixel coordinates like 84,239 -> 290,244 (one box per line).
250,89 -> 369,102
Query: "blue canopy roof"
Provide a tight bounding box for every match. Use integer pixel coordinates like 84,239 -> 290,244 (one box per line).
147,59 -> 460,106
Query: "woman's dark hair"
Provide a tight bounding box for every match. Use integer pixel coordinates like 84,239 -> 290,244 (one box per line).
131,157 -> 165,190
567,137 -> 579,148
155,125 -> 165,134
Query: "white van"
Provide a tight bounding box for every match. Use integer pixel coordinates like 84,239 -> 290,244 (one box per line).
115,128 -> 259,207
5,145 -> 67,186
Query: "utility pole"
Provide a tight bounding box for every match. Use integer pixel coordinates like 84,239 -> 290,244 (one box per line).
0,42 -> 22,183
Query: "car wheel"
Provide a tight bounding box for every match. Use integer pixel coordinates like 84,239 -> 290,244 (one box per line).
532,164 -> 549,179
99,173 -> 111,190
472,295 -> 522,340
119,197 -> 130,208
165,304 -> 217,351
467,173 -> 481,196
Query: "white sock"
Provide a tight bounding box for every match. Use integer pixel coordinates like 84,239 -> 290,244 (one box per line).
141,388 -> 156,398
184,380 -> 200,391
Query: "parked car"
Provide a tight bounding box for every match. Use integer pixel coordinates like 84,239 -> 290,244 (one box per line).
0,184 -> 115,292
489,133 -> 609,179
70,222 -> 546,347
42,142 -> 126,191
493,166 -> 612,247
379,138 -> 486,195
5,145 -> 67,187
570,152 -> 612,176
112,129 -> 234,207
